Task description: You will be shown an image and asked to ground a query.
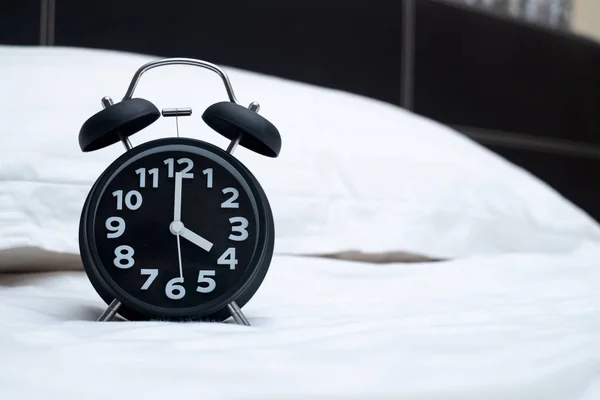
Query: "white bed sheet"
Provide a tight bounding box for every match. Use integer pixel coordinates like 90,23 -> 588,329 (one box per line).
2,248 -> 600,400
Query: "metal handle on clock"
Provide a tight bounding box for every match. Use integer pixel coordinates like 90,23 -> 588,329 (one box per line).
122,58 -> 241,104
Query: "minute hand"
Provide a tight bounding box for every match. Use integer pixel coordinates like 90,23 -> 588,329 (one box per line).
179,226 -> 214,252
174,172 -> 183,222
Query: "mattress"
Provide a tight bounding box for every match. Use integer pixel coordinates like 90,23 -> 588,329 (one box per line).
2,248 -> 600,400
3,45 -> 600,399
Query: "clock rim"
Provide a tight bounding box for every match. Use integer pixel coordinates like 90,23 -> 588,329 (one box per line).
79,137 -> 275,322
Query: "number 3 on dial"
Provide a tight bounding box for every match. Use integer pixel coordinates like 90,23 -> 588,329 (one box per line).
229,217 -> 248,241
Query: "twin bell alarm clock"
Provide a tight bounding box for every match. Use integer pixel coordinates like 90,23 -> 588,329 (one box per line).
77,58 -> 281,326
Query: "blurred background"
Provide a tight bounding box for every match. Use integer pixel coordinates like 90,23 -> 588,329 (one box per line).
2,0 -> 600,222
448,0 -> 596,36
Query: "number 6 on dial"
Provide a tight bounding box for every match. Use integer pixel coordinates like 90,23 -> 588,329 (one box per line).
166,277 -> 186,300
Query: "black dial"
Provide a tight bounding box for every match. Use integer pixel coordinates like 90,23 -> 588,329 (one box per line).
80,138 -> 274,322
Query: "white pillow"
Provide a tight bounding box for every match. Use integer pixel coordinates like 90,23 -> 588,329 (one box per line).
1,45 -> 599,265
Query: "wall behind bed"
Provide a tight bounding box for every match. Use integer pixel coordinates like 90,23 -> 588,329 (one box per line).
2,0 -> 600,222
60,0 -> 406,108
0,1 -> 40,45
412,0 -> 600,221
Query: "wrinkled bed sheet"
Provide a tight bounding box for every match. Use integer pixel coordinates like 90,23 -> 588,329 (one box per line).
2,248 -> 600,400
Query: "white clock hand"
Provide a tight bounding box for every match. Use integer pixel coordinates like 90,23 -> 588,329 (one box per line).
174,172 -> 183,222
173,172 -> 184,280
179,226 -> 214,252
176,232 -> 184,280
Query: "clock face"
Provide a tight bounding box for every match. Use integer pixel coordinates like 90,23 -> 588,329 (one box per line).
82,139 -> 272,319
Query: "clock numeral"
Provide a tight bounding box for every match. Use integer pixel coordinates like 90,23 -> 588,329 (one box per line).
197,270 -> 216,293
165,277 -> 186,300
202,168 -> 213,188
135,167 -> 159,188
112,190 -> 143,211
221,187 -> 239,208
113,245 -> 135,269
105,216 -> 125,238
164,157 -> 194,179
217,247 -> 238,270
229,217 -> 249,241
140,269 -> 158,290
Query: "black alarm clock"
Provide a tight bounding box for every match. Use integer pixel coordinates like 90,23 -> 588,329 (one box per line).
77,58 -> 281,326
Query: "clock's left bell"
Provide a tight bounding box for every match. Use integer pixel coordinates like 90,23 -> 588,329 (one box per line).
78,97 -> 160,152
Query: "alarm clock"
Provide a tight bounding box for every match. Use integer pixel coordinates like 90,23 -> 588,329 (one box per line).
77,58 -> 281,326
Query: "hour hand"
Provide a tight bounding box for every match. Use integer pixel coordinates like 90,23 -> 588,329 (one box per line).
179,226 -> 214,252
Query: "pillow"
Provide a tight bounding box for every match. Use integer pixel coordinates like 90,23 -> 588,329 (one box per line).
1,44 -> 599,268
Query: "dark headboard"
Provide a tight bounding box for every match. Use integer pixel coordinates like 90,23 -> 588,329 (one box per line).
3,0 -> 600,221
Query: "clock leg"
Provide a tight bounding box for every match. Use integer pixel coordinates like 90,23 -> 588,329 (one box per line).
227,301 -> 251,326
97,298 -> 122,322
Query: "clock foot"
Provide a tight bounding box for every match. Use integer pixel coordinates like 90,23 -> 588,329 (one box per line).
227,301 -> 251,326
97,298 -> 122,322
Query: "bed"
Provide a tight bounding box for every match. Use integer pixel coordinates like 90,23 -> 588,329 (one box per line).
2,2 -> 600,399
